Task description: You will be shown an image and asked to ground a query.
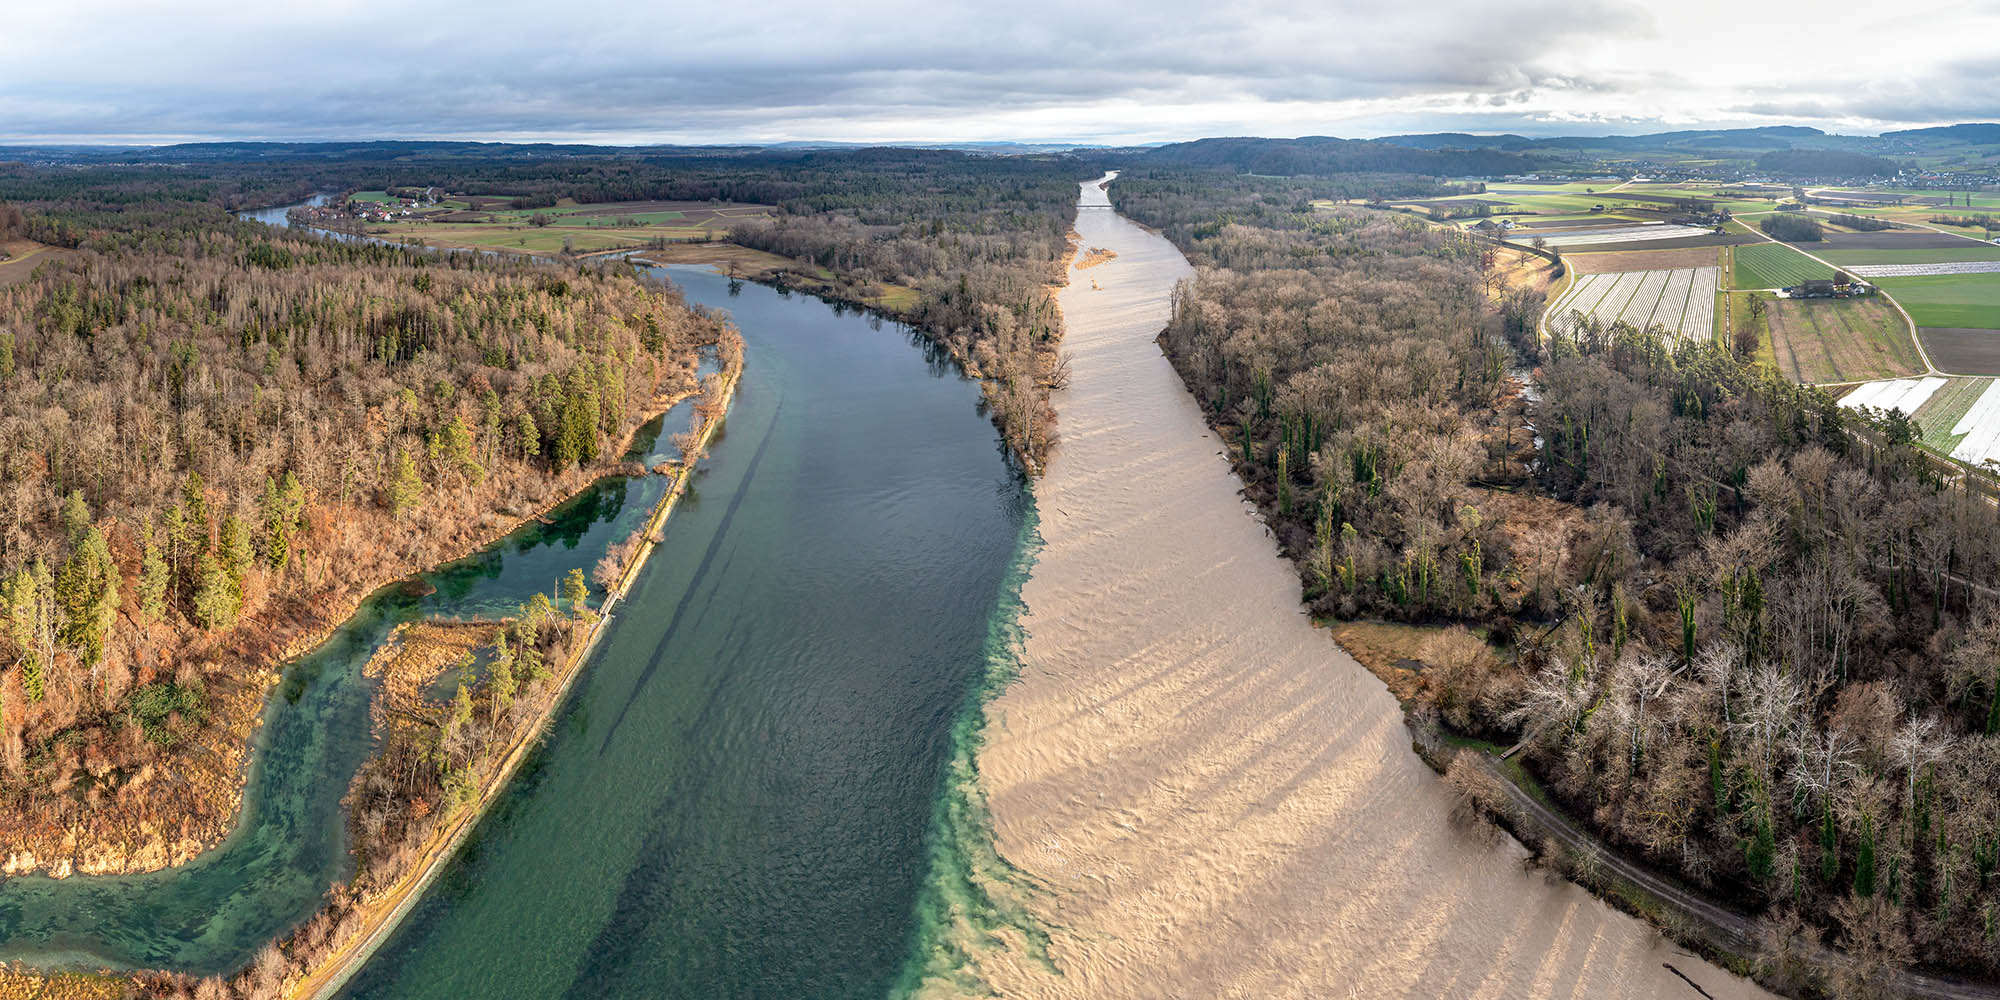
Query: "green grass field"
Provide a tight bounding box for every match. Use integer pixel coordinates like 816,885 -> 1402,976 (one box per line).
1820,246 -> 2000,266
1836,187 -> 2000,211
350,190 -> 398,205
1734,243 -> 1833,289
1873,273 -> 2000,329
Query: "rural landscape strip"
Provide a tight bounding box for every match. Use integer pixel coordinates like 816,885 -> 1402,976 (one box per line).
1737,217 -> 1944,376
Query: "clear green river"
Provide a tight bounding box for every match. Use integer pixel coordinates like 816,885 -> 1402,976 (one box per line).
0,259 -> 1035,998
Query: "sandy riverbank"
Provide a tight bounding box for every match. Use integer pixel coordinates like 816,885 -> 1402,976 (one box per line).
970,174 -> 1773,999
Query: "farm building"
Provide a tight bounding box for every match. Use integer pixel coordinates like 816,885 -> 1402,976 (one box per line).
1784,278 -> 1875,299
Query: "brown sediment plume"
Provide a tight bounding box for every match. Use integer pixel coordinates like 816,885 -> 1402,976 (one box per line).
971,174 -> 1773,999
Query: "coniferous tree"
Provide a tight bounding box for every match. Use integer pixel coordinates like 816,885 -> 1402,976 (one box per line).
138,526 -> 169,623
180,472 -> 210,559
220,514 -> 254,590
488,633 -> 516,713
258,473 -> 306,574
5,561 -> 57,702
55,524 -> 118,673
386,448 -> 423,520
192,553 -> 240,631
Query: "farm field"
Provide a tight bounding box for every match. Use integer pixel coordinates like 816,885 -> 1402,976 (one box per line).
1905,377 -> 1995,454
385,226 -> 661,254
348,197 -> 775,256
1547,266 -> 1717,342
1733,242 -> 1831,288
0,238 -> 77,288
1833,375 -> 2000,467
1565,246 -> 1722,274
1838,376 -> 1946,415
1821,246 -> 2000,266
1874,274 -> 2000,329
1803,222 -> 1980,245
1821,186 -> 2000,210
1928,378 -> 2000,467
1765,295 -> 1923,384
1526,222 -> 1714,247
1918,328 -> 2000,374
1802,201 -> 1998,238
1848,260 -> 2000,278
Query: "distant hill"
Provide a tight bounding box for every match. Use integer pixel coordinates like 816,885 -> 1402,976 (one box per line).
1883,123 -> 2000,143
1134,136 -> 1539,176
1376,132 -> 1528,151
763,140 -> 1117,155
1375,125 -> 1821,153
1754,148 -> 1900,177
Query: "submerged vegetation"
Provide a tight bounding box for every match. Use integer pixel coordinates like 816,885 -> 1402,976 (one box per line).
1115,165 -> 2000,991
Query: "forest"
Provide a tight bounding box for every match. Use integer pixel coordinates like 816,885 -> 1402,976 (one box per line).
1763,212 -> 1827,242
1127,135 -> 1543,177
0,193 -> 737,874
0,147 -> 1080,467
1113,165 -> 2000,996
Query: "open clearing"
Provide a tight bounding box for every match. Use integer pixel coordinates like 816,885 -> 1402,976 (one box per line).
1875,274 -> 2000,329
1548,266 -> 1718,342
1919,328 -> 2000,374
0,239 -> 77,287
1733,243 -> 1832,288
1766,296 -> 1923,384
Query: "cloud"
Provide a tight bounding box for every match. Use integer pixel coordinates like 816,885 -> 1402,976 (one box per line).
0,0 -> 1992,143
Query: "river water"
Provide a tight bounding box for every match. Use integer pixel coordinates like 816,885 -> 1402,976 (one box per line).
1,208 -> 1033,998
337,267 -> 1032,998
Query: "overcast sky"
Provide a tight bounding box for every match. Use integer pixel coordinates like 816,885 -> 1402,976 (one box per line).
2,0 -> 1994,145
